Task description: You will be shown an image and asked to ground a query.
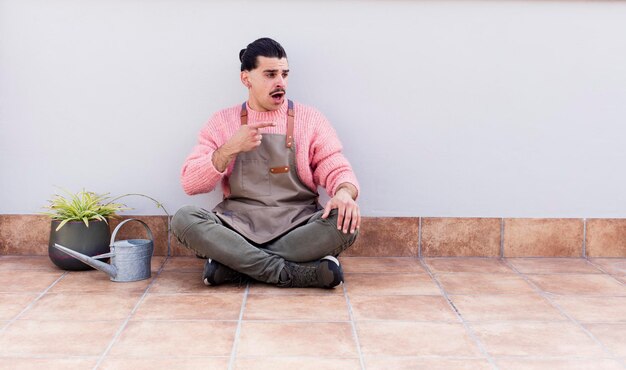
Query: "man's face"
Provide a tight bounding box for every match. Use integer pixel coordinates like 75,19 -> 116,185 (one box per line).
242,56 -> 289,112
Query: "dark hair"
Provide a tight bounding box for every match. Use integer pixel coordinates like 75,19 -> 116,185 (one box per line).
239,38 -> 287,71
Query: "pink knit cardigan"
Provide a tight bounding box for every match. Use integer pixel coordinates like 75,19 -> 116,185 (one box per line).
180,100 -> 360,199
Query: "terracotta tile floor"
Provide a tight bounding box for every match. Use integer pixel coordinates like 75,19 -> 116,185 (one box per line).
0,256 -> 625,370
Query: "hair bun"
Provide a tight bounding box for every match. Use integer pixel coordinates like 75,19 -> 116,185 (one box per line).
239,48 -> 247,62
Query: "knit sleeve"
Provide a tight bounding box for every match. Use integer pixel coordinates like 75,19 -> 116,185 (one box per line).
180,114 -> 226,195
309,112 -> 360,199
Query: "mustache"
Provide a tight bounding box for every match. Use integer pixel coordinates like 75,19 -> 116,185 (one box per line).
270,89 -> 286,96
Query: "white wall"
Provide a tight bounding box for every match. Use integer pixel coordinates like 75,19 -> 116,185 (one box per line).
1,0 -> 625,217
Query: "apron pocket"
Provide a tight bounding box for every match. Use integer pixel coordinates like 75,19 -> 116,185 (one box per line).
241,159 -> 271,196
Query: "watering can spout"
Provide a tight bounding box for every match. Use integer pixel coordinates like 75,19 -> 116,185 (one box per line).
53,244 -> 117,278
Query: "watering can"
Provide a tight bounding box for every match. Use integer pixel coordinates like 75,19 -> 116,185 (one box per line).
53,219 -> 154,282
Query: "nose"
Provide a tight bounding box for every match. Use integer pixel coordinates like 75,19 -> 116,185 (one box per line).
276,75 -> 285,87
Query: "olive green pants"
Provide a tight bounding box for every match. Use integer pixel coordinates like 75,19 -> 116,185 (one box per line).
171,205 -> 358,284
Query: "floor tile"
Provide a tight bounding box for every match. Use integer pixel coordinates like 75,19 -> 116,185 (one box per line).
507,257 -> 601,274
234,357 -> 361,370
109,321 -> 236,357
585,323 -> 626,356
345,273 -> 441,295
3,255 -> 626,366
0,357 -> 99,370
0,293 -> 38,320
132,293 -> 243,320
339,257 -> 425,274
437,273 -> 534,295
527,274 -> 626,295
424,258 -> 513,274
357,321 -> 482,356
47,270 -> 152,294
237,322 -> 357,357
0,270 -> 64,293
0,256 -> 59,271
19,292 -> 141,321
162,256 -> 205,272
100,357 -> 230,370
247,282 -> 343,295
495,358 -> 623,370
349,295 -> 458,321
0,320 -> 121,356
551,296 -> 626,322
148,271 -> 245,294
590,258 -> 626,275
365,357 -> 492,370
244,294 -> 349,321
471,322 -> 606,356
450,294 -> 565,322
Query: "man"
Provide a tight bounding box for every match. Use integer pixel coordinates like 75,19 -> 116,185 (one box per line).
172,38 -> 360,289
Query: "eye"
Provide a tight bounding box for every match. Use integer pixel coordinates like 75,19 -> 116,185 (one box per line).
282,72 -> 289,78
266,72 -> 276,78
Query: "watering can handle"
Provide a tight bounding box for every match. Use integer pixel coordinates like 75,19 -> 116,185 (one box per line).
110,219 -> 154,246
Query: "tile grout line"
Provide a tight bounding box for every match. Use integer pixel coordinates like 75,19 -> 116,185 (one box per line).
227,283 -> 250,370
92,256 -> 170,370
419,259 -> 500,370
0,271 -> 68,335
501,258 -> 624,367
342,283 -> 366,370
585,259 -> 625,286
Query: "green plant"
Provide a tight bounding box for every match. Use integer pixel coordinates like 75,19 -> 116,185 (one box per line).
43,189 -> 128,231
43,189 -> 173,256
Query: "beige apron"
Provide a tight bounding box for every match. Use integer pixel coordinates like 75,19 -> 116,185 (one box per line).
213,100 -> 321,244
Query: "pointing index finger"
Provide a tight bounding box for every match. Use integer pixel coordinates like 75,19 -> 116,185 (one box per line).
249,122 -> 275,129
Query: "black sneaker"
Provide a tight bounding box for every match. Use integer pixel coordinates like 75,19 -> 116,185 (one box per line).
203,259 -> 246,286
278,256 -> 344,289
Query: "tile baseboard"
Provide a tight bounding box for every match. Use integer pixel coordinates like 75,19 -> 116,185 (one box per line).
1,215 -> 624,257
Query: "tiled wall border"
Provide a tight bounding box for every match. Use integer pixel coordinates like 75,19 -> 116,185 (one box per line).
0,215 -> 624,257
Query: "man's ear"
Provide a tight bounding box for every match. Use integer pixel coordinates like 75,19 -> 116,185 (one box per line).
241,71 -> 251,88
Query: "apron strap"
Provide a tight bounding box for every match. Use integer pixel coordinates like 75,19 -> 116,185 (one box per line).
240,100 -> 293,149
240,102 -> 248,126
286,100 -> 294,148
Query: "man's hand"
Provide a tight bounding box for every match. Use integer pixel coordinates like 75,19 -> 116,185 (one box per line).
212,122 -> 275,172
322,183 -> 360,234
228,122 -> 275,153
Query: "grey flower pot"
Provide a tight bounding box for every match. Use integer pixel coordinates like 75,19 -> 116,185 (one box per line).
48,219 -> 111,271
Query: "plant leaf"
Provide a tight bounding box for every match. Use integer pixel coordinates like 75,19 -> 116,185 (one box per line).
56,219 -> 70,231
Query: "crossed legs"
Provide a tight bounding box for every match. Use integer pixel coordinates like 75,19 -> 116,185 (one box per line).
171,205 -> 358,284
